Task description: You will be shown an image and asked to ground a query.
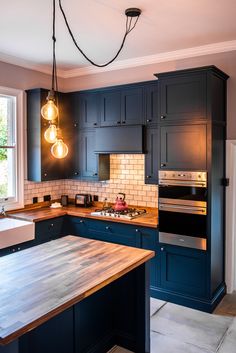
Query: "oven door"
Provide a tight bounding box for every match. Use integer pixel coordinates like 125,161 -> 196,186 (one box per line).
159,204 -> 207,250
159,184 -> 207,207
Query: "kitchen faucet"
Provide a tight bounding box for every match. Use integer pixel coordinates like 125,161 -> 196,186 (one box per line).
0,205 -> 7,217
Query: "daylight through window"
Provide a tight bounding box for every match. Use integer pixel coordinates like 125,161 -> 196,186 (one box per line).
0,88 -> 24,210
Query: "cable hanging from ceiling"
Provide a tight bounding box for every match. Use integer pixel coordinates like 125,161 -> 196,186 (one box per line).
58,0 -> 142,67
41,0 -> 141,160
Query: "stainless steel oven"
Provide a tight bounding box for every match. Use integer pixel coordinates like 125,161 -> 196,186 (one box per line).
158,171 -> 207,250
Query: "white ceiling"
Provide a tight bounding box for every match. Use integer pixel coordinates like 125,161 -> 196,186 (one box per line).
1,0 -> 236,77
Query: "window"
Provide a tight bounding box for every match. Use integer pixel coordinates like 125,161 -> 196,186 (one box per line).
0,87 -> 24,210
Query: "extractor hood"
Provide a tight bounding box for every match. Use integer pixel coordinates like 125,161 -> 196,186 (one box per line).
95,125 -> 144,154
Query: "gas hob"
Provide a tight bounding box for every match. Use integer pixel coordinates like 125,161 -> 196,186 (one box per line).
90,207 -> 147,220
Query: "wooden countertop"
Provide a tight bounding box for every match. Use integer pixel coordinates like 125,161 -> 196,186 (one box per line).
9,205 -> 158,228
0,236 -> 154,345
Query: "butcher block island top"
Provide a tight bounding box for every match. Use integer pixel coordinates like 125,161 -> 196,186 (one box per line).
0,236 -> 154,345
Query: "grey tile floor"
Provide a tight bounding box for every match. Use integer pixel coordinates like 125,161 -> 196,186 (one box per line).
110,298 -> 236,353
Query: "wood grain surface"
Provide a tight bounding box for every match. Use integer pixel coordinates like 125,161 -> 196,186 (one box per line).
9,205 -> 158,228
0,236 -> 154,345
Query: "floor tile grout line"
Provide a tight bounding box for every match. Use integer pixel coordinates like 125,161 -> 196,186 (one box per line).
215,323 -> 232,352
151,301 -> 167,318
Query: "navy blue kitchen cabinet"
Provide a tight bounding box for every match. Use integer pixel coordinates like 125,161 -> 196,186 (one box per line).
72,91 -> 99,129
100,85 -> 143,126
121,86 -> 143,125
0,240 -> 35,257
157,71 -> 207,123
100,89 -> 121,127
26,88 -> 67,181
68,217 -> 141,247
156,244 -> 209,311
79,130 -> 110,181
145,127 -> 159,184
79,130 -> 98,180
34,217 -> 65,245
145,82 -> 158,126
159,124 -> 207,170
68,216 -> 160,289
141,227 -> 160,291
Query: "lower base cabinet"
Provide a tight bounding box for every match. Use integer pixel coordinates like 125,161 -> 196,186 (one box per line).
34,217 -> 65,244
159,245 -> 207,298
68,216 -> 159,288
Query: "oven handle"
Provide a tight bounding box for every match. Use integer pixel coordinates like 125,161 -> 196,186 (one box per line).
159,180 -> 206,187
159,203 -> 207,215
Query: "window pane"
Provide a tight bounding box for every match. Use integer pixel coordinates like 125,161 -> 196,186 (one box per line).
0,148 -> 15,198
0,96 -> 15,147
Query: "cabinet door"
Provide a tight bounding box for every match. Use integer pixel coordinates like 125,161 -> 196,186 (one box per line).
79,92 -> 99,128
121,87 -> 143,125
27,89 -> 66,181
145,83 -> 158,126
35,217 -> 64,244
160,124 -> 207,170
41,137 -> 65,181
159,73 -> 207,122
100,90 -> 121,126
67,217 -> 90,238
160,245 -> 207,298
141,228 -> 159,289
145,128 -> 158,184
79,130 -> 98,180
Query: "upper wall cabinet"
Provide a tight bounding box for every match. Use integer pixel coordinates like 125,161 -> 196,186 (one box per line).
155,66 -> 229,124
158,72 -> 207,123
160,124 -> 207,171
70,92 -> 99,129
27,89 -> 67,182
100,89 -> 121,127
100,85 -> 144,126
145,82 -> 158,126
121,87 -> 143,125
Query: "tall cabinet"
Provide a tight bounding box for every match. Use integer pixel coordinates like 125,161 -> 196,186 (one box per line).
154,66 -> 229,312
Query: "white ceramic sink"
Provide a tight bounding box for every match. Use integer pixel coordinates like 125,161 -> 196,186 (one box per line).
0,217 -> 35,249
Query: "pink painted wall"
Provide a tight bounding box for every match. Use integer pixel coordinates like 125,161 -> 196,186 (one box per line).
0,61 -> 63,90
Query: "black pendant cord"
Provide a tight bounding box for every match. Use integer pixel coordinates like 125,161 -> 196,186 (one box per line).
52,0 -> 60,128
52,0 -> 56,92
58,0 -> 140,68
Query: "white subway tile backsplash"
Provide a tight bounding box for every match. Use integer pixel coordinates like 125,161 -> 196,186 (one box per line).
24,155 -> 158,207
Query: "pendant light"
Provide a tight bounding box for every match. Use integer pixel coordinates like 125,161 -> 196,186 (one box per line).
41,91 -> 58,121
51,129 -> 68,158
42,0 -> 68,159
44,123 -> 57,143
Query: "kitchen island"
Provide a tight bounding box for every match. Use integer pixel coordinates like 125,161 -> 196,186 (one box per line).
0,236 -> 154,353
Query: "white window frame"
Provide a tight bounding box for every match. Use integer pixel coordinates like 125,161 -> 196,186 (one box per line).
0,86 -> 24,211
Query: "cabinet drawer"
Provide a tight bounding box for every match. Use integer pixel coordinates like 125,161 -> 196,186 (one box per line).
87,220 -> 141,247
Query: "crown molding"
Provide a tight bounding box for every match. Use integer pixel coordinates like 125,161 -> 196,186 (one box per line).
0,40 -> 236,79
62,40 -> 236,78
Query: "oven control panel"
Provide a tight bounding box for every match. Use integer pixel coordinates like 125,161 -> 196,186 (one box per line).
159,171 -> 207,181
